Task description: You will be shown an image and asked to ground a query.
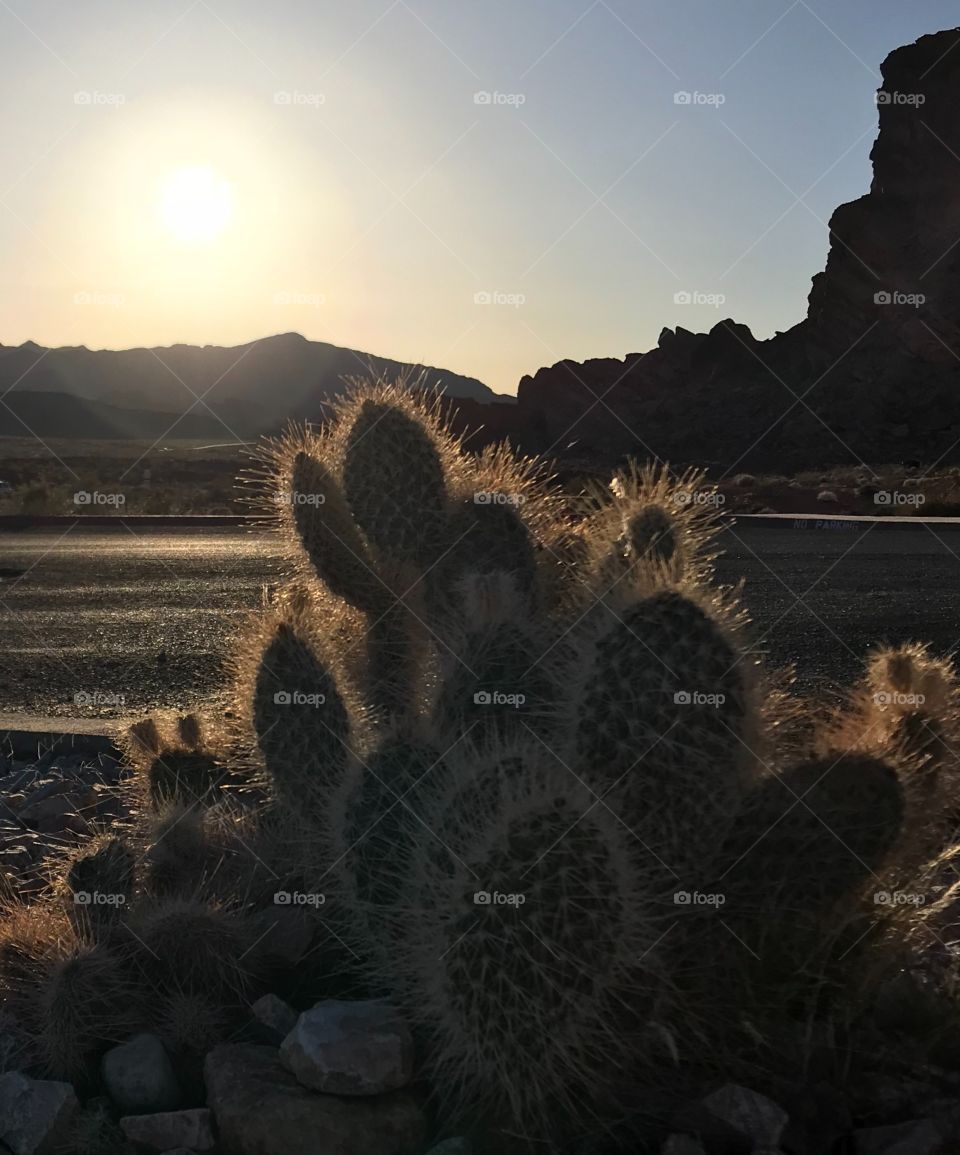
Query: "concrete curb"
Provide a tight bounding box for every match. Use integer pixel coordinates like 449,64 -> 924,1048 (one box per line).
0,514 -> 266,530
724,513 -> 960,532
1,728 -> 120,759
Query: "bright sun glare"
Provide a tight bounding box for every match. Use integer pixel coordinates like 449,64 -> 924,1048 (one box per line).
158,165 -> 234,246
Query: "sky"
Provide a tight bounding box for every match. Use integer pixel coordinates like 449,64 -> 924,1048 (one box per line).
0,0 -> 957,394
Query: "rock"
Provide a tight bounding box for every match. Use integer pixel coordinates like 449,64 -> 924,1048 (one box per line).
699,1084 -> 788,1149
101,1032 -> 182,1114
251,994 -> 298,1042
280,1000 -> 413,1096
426,1141 -> 474,1155
0,1070 -> 79,1155
205,1043 -> 426,1155
817,489 -> 839,503
119,1108 -> 214,1152
853,1118 -> 943,1154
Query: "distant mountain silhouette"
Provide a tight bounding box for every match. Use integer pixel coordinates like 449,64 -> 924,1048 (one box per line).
0,333 -> 500,439
0,391 -> 226,440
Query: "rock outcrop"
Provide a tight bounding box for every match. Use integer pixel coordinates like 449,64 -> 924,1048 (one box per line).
501,27 -> 960,471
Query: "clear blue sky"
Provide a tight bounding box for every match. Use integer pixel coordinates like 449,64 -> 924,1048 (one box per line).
0,0 -> 956,392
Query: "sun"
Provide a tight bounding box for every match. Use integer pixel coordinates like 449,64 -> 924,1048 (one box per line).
158,165 -> 234,246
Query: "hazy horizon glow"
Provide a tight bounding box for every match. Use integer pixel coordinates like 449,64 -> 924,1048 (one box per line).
0,0 -> 957,392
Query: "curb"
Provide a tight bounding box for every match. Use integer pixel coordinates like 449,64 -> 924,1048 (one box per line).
722,513 -> 960,532
0,514 -> 266,531
1,728 -> 120,760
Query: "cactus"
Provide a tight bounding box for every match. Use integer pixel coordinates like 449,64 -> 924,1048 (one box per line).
64,837 -> 136,941
235,610 -> 355,808
390,763 -> 664,1134
129,899 -> 255,999
35,946 -> 142,1085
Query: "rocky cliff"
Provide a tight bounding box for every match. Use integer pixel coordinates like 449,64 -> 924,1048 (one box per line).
505,26 -> 960,471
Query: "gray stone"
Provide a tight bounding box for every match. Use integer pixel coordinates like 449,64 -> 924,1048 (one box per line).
119,1108 -> 214,1152
426,1141 -> 473,1155
205,1043 -> 426,1155
102,1032 -> 182,1114
251,994 -> 298,1041
0,1070 -> 78,1155
700,1083 -> 788,1149
280,1000 -> 413,1096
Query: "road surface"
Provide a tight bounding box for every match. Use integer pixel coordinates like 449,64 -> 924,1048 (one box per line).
0,521 -> 958,726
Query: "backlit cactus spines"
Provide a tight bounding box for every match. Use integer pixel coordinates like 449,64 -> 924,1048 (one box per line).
432,573 -> 561,740
232,609 -> 355,807
581,461 -> 723,590
337,387 -> 455,568
391,764 -> 664,1134
569,583 -> 757,872
715,754 -> 906,983
64,837 -> 136,942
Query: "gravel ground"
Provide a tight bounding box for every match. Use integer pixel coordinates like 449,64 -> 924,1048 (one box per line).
1,521 -> 960,723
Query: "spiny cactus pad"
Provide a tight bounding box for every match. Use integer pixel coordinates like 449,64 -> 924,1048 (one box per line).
392,768 -> 663,1132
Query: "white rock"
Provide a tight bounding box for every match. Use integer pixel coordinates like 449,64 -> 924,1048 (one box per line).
101,1033 -> 181,1114
700,1083 -> 788,1148
280,999 -> 413,1096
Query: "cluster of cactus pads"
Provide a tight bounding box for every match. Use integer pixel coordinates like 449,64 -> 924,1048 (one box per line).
5,378 -> 960,1148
